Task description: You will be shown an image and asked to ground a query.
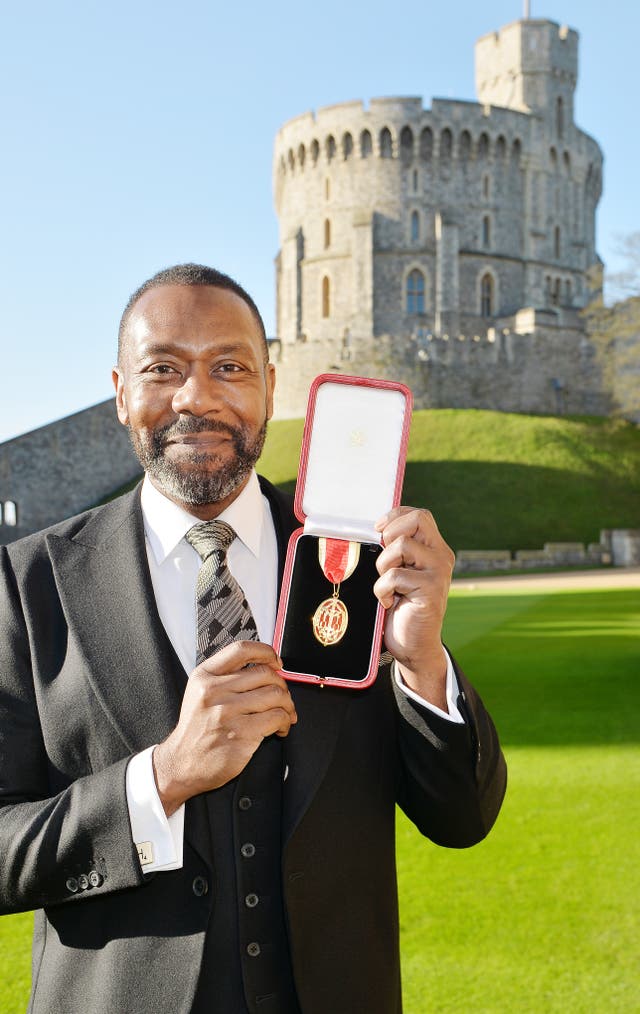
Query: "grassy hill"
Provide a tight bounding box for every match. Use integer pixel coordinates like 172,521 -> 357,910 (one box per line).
258,410 -> 640,552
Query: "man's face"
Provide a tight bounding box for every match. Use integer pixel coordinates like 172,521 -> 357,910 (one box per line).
113,284 -> 275,518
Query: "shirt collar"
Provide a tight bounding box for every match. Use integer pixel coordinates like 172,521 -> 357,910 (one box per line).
141,471 -> 264,565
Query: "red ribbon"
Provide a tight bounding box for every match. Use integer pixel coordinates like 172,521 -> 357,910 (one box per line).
322,539 -> 351,584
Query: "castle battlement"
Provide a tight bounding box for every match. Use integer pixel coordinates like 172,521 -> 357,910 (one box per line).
271,15 -> 604,419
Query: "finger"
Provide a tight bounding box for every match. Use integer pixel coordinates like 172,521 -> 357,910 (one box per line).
375,534 -> 433,576
198,640 -> 282,677
376,507 -> 443,549
193,663 -> 291,698
374,565 -> 451,610
239,682 -> 298,722
246,706 -> 298,741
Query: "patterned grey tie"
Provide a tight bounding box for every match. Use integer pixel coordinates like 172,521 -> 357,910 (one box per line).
185,520 -> 259,663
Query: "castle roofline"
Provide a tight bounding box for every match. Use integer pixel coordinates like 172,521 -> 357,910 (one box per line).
277,96 -> 426,133
475,17 -> 575,43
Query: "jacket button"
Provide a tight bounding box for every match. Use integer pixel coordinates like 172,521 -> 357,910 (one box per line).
238,796 -> 252,811
245,893 -> 259,908
246,942 -> 261,957
65,877 -> 79,894
88,870 -> 102,888
77,874 -> 89,891
192,876 -> 209,897
241,843 -> 256,858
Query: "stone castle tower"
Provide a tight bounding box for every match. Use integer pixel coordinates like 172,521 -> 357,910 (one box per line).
271,16 -> 606,418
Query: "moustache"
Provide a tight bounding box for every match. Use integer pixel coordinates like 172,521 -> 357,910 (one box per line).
156,417 -> 242,444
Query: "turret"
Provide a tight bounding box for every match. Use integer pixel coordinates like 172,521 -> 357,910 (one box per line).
475,19 -> 578,135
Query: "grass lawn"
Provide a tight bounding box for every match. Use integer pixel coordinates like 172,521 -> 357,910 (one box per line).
398,586 -> 640,1013
104,409 -> 640,553
1,587 -> 637,1012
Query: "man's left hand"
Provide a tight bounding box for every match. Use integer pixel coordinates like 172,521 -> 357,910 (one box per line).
374,507 -> 455,711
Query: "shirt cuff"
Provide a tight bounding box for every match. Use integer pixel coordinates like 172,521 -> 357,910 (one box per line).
125,746 -> 185,872
393,649 -> 465,723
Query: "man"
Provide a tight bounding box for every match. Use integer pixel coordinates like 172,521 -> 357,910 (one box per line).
0,264 -> 506,1014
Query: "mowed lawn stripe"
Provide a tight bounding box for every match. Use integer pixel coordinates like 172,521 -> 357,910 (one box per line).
398,587 -> 639,1013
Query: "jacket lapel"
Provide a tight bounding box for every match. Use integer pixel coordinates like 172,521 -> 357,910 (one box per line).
47,489 -> 183,754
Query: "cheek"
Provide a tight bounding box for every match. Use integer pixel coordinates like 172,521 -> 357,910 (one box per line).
126,387 -> 173,428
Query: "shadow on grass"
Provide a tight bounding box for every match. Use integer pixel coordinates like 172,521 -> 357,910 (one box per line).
444,589 -> 639,748
401,460 -> 640,551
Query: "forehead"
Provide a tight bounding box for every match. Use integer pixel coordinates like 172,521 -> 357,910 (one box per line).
124,284 -> 262,355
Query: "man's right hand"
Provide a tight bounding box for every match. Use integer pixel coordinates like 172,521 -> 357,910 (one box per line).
152,641 -> 297,817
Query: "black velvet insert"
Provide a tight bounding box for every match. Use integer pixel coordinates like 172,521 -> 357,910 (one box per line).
280,535 -> 382,682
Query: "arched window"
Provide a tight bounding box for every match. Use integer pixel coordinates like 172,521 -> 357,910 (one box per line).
556,96 -> 564,138
380,127 -> 393,158
554,226 -> 561,258
298,144 -> 306,169
419,127 -> 433,162
360,129 -> 372,158
459,130 -> 471,161
565,279 -> 572,304
288,149 -> 295,171
406,269 -> 425,314
483,174 -> 490,199
549,146 -> 558,170
311,139 -> 320,165
322,276 -> 331,318
563,151 -> 571,174
552,278 -> 561,305
440,128 -> 452,160
480,273 -> 493,317
410,211 -> 420,243
512,138 -> 522,165
478,133 -> 490,160
400,125 -> 414,164
326,135 -> 336,161
3,500 -> 17,526
482,215 -> 491,249
342,132 -> 353,160
496,135 -> 506,160
324,218 -> 331,249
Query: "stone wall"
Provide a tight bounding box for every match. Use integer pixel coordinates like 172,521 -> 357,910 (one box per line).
270,322 -> 608,420
0,399 -> 140,544
455,536 -> 613,574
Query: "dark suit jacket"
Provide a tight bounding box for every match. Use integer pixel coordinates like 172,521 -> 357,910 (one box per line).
0,478 -> 506,1014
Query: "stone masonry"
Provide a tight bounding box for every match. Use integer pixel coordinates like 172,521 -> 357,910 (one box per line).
0,399 -> 140,544
272,16 -> 604,417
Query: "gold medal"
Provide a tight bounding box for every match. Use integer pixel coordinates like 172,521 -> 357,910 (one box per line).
312,538 -> 360,646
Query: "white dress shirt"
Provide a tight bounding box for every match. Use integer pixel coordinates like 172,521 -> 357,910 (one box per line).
126,472 -> 462,872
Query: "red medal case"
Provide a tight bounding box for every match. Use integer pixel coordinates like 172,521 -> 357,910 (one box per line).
273,373 -> 413,689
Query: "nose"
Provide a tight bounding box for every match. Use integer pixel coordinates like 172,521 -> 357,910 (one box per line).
171,367 -> 217,417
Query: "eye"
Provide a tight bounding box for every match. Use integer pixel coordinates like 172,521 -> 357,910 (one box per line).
214,362 -> 244,374
147,363 -> 179,375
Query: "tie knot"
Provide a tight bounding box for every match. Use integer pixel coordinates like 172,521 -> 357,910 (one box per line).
185,520 -> 237,561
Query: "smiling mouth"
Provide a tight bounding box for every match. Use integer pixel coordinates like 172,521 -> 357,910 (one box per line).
166,433 -> 231,448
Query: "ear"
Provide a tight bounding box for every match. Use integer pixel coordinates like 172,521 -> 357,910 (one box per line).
265,363 -> 276,421
112,367 -> 129,426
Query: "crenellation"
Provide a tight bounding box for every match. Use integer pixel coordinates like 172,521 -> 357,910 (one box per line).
272,14 -> 604,417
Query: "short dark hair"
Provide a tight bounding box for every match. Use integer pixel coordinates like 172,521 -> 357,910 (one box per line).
118,263 -> 268,364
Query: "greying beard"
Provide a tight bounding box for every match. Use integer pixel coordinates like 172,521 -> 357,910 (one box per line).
128,416 -> 267,506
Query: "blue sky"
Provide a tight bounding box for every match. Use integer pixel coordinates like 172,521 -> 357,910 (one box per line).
1,0 -> 636,442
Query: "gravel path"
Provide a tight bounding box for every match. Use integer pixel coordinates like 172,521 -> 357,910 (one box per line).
452,567 -> 640,592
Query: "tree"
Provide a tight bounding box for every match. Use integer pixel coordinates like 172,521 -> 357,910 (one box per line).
583,234 -> 640,422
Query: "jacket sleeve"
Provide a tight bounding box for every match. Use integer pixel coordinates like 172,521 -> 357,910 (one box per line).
392,656 -> 507,848
0,545 -> 144,915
